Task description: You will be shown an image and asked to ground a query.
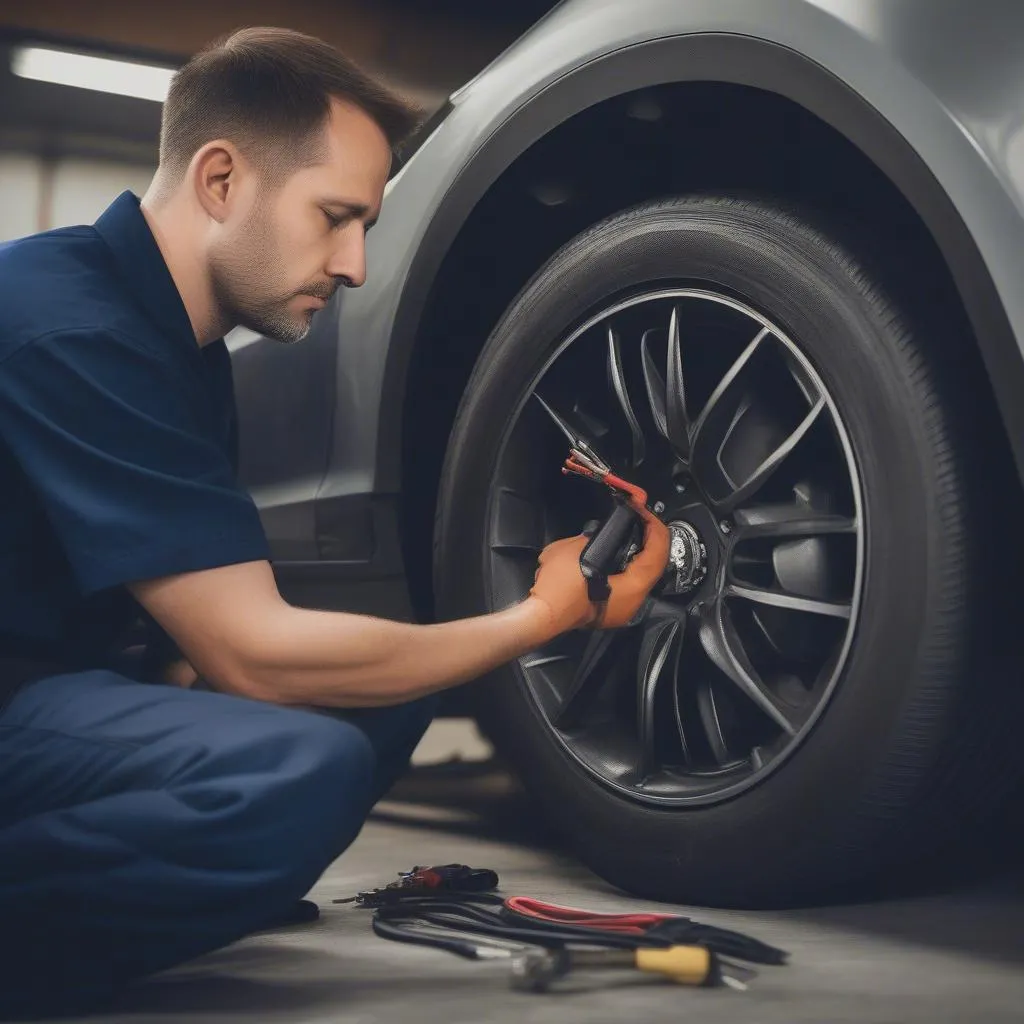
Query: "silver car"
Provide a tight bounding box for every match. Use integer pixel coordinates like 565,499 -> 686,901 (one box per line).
231,0 -> 1024,908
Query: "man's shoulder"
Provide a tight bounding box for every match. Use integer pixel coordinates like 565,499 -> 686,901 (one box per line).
0,223 -> 100,283
0,224 -> 143,361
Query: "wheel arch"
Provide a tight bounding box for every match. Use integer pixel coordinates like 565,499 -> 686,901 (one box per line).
384,32 -> 1024,620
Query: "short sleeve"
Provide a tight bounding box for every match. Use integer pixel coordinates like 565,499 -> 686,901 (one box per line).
0,327 -> 270,595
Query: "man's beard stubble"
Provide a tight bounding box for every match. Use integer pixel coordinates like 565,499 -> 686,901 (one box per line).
208,206 -> 317,345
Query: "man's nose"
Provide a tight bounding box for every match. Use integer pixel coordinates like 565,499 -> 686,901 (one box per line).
326,228 -> 367,289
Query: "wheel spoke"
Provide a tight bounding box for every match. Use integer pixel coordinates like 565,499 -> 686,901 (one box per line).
719,397 -> 826,512
606,327 -> 646,468
641,329 -> 669,441
671,669 -> 691,765
697,599 -> 800,735
782,347 -> 823,407
691,326 -> 769,453
521,653 -> 570,670
696,680 -> 729,764
665,306 -> 691,461
690,328 -> 776,506
553,629 -> 621,728
733,504 -> 857,540
636,616 -> 684,778
725,582 -> 851,619
489,486 -> 544,555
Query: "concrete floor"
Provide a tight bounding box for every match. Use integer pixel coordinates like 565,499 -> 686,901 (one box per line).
36,721 -> 1024,1023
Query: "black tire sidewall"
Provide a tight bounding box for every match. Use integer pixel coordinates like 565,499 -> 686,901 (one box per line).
434,197 -> 968,904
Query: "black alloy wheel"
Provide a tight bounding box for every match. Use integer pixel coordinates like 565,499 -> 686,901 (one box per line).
434,195 -> 1015,908
493,288 -> 863,807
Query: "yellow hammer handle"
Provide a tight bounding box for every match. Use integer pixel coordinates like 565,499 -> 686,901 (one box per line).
634,945 -> 713,985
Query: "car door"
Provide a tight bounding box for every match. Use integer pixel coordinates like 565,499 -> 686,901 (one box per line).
227,312 -> 339,563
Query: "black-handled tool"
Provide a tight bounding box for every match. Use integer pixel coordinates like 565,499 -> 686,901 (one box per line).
557,438 -> 650,603
579,499 -> 644,601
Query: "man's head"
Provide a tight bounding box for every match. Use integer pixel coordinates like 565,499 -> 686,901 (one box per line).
147,27 -> 423,344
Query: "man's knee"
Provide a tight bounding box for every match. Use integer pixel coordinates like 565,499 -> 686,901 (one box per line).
177,703 -> 377,886
257,705 -> 378,792
268,710 -> 378,879
254,706 -> 376,817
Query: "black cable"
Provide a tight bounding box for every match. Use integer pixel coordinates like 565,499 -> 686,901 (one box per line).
492,898 -> 788,966
370,916 -> 499,960
374,901 -> 659,952
360,889 -> 789,967
642,919 -> 789,965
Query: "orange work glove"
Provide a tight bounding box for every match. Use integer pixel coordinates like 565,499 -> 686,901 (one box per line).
528,502 -> 670,635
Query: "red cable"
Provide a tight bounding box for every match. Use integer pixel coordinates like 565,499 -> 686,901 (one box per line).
563,458 -> 649,511
504,896 -> 675,935
602,472 -> 647,508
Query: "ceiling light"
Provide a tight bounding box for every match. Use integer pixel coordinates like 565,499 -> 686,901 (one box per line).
10,45 -> 174,102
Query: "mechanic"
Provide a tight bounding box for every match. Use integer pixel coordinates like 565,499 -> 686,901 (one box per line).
0,26 -> 670,1020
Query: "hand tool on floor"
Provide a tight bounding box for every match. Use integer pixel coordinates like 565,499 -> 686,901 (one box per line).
370,899 -> 752,991
333,863 -> 499,905
510,944 -> 755,993
338,864 -> 788,993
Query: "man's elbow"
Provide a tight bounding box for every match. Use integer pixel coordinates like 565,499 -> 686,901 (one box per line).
130,560 -> 294,703
183,634 -> 287,704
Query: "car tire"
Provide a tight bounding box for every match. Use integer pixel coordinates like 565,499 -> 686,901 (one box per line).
432,194 -> 1019,908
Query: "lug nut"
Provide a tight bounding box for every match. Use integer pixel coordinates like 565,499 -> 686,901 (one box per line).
653,501 -> 665,515
719,520 -> 732,535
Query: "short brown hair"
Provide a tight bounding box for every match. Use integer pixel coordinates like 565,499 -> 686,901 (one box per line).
157,26 -> 424,190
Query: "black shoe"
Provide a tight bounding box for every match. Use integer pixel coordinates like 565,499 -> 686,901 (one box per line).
257,899 -> 320,931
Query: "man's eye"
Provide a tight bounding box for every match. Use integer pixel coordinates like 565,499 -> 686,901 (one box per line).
323,209 -> 344,230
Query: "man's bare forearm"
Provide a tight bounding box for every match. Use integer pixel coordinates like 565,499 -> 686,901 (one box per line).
231,596 -> 557,707
129,560 -> 567,707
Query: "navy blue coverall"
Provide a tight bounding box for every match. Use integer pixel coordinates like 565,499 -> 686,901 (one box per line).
0,192 -> 436,1018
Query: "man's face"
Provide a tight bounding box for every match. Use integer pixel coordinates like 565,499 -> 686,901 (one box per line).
207,97 -> 391,344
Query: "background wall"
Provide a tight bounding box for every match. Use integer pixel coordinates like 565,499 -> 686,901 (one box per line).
0,0 -> 560,241
0,152 -> 156,239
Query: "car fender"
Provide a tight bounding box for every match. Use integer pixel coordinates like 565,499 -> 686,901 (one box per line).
322,0 -> 1024,512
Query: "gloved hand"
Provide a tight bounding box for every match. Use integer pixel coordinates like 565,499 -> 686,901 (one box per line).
528,501 -> 670,635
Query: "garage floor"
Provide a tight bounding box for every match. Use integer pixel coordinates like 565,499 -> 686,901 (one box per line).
32,721 -> 1024,1024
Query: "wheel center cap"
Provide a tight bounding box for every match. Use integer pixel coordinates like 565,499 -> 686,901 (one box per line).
666,520 -> 709,595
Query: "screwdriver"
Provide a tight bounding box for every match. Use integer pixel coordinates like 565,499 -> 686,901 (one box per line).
509,944 -> 755,993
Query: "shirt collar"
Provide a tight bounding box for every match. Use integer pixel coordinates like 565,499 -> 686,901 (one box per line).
93,190 -> 199,349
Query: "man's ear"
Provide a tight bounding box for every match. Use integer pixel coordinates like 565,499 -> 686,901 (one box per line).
191,141 -> 244,224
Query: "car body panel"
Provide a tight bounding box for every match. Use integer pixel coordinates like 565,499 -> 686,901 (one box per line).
232,0 -> 1024,571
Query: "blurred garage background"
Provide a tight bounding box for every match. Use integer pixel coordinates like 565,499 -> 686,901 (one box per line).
0,0 -> 560,243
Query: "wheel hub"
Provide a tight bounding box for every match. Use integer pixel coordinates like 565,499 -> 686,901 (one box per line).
665,519 -> 708,595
